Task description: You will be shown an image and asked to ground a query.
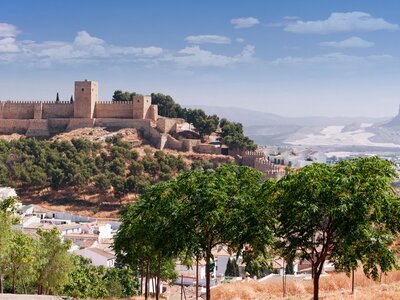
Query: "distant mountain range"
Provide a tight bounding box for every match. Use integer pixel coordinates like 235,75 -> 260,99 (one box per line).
187,105 -> 389,145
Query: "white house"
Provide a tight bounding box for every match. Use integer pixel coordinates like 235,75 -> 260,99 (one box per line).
74,247 -> 116,268
98,223 -> 113,240
0,187 -> 17,199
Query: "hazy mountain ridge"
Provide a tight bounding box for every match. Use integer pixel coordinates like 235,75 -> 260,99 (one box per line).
187,105 -> 389,146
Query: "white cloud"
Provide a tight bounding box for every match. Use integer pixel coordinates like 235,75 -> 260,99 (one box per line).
285,12 -> 399,34
185,35 -> 231,44
0,30 -> 164,65
0,25 -> 254,68
0,23 -> 19,37
318,36 -> 374,48
167,45 -> 255,67
0,38 -> 19,53
236,38 -> 245,43
272,52 -> 395,66
230,17 -> 259,29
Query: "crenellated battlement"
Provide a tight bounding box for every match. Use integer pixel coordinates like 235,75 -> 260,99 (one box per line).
243,150 -> 265,157
2,100 -> 73,104
240,149 -> 287,179
97,101 -> 133,105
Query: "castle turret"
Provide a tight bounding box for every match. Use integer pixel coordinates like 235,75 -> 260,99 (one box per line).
73,80 -> 98,118
132,95 -> 152,119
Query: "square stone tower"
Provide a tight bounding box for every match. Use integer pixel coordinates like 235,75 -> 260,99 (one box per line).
132,95 -> 152,119
74,80 -> 98,118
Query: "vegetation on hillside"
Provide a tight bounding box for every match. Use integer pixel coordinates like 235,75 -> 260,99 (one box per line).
0,137 -> 226,204
112,90 -> 257,151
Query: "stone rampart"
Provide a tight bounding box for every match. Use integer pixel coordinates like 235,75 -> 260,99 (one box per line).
95,118 -> 152,135
165,134 -> 183,151
0,119 -> 30,134
47,118 -> 71,134
67,118 -> 95,131
147,105 -> 158,122
26,120 -> 50,137
95,102 -> 133,118
157,117 -> 180,133
1,102 -> 35,119
182,139 -> 201,152
42,103 -> 74,119
193,143 -> 220,154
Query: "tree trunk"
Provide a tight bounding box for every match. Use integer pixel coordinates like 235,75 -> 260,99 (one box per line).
140,260 -> 144,295
313,260 -> 325,300
145,258 -> 150,300
0,274 -> 3,294
205,251 -> 211,300
12,276 -> 15,294
313,271 -> 320,300
156,253 -> 161,300
196,257 -> 199,300
153,277 -> 156,297
351,269 -> 355,294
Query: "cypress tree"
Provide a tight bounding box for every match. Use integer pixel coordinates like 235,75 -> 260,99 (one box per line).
225,258 -> 234,277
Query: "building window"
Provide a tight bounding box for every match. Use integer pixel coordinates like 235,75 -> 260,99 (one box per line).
81,88 -> 84,92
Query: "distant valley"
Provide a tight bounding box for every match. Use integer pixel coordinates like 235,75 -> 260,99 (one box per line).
190,105 -> 400,151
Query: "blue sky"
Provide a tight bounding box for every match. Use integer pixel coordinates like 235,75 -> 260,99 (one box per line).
0,0 -> 399,117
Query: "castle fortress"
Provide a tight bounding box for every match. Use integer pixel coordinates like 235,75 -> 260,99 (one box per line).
0,80 -> 286,177
0,80 -> 219,153
0,80 -> 160,137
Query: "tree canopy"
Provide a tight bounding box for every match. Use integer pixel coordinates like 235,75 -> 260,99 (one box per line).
112,90 -> 137,102
115,164 -> 268,300
265,157 -> 400,300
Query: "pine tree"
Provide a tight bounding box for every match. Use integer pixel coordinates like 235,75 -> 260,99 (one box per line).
70,95 -> 73,103
56,92 -> 60,102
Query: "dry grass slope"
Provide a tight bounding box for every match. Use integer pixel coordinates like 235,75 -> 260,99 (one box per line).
212,270 -> 400,300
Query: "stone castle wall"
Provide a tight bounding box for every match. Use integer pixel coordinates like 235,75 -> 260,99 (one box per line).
0,101 -> 74,120
241,151 -> 286,179
156,117 -> 183,133
95,102 -> 133,118
0,119 -> 30,134
43,103 -> 74,119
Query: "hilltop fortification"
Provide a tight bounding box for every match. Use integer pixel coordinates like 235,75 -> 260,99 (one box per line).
0,80 -> 214,153
0,80 -> 160,137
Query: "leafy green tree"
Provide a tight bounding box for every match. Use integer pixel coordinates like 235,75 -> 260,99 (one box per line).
93,173 -> 111,194
5,232 -> 38,294
220,118 -> 256,151
266,157 -> 400,300
62,255 -> 108,299
115,181 -> 181,299
104,266 -> 139,298
0,197 -> 17,293
129,161 -> 144,176
36,228 -> 73,295
112,90 -> 137,102
173,164 -> 266,300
